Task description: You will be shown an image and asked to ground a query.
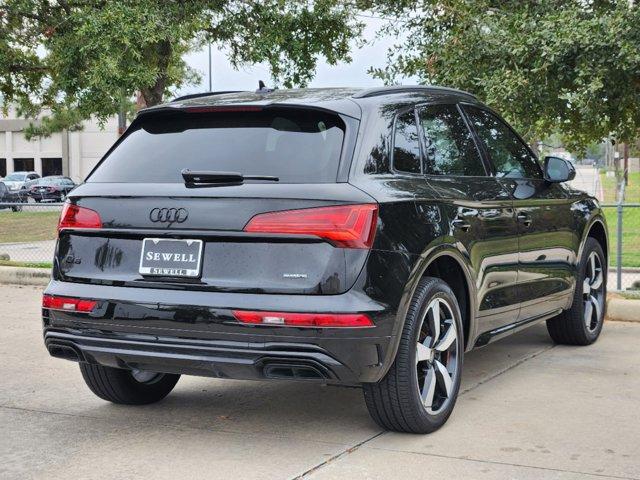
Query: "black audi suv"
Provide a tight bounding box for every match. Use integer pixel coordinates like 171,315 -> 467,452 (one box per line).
43,86 -> 608,433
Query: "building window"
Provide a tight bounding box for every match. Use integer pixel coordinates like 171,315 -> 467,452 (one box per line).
0,159 -> 6,178
42,157 -> 63,177
13,158 -> 35,172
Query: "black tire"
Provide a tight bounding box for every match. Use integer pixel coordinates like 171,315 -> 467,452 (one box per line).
363,277 -> 464,434
79,363 -> 180,405
546,237 -> 606,345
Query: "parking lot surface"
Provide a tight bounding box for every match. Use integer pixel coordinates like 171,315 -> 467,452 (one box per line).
2,284 -> 639,480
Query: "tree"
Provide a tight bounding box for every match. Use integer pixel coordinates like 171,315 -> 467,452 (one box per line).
365,0 -> 640,151
0,0 -> 363,136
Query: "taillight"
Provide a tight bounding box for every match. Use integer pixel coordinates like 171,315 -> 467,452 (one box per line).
244,204 -> 378,249
233,310 -> 374,328
58,202 -> 102,232
42,294 -> 97,312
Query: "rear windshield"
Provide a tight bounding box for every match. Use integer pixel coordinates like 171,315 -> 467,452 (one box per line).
88,109 -> 346,183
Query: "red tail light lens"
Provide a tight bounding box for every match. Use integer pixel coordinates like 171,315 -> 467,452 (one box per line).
58,202 -> 102,232
233,310 -> 374,328
42,294 -> 97,312
244,204 -> 378,249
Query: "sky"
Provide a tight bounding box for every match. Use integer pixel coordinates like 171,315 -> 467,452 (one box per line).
177,17 -> 412,96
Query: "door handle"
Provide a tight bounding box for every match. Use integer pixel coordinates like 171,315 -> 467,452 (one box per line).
517,212 -> 532,227
452,217 -> 471,232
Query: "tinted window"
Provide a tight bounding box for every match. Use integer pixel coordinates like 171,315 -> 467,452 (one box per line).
89,109 -> 345,183
418,104 -> 485,176
464,106 -> 541,179
392,110 -> 421,173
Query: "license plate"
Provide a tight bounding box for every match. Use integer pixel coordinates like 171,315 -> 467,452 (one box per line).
139,238 -> 203,278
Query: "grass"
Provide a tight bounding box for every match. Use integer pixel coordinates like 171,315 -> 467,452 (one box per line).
0,210 -> 59,243
0,260 -> 52,269
603,206 -> 640,268
600,171 -> 640,204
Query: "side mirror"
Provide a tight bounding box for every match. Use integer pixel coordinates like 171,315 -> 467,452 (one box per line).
543,156 -> 576,183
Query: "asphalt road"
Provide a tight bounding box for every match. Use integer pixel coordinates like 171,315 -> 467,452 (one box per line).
2,284 -> 639,480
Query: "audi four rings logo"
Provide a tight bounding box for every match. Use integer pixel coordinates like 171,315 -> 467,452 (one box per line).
149,208 -> 189,224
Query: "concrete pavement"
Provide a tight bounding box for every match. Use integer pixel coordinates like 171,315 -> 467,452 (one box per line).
2,284 -> 639,480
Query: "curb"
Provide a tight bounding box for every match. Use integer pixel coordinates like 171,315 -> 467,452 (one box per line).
0,266 -> 51,287
606,298 -> 640,323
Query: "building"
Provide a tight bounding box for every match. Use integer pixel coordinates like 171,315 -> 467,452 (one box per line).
0,106 -> 118,182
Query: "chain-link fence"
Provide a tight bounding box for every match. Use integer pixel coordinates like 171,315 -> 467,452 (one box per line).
0,202 -> 63,268
1,199 -> 639,291
602,203 -> 640,291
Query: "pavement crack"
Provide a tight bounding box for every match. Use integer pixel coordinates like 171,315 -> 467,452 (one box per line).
290,344 -> 559,479
367,447 -> 639,480
291,431 -> 385,479
459,344 -> 556,396
0,404 -> 348,447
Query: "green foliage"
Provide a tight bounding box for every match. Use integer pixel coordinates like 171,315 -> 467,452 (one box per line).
365,0 -> 640,150
0,0 -> 363,137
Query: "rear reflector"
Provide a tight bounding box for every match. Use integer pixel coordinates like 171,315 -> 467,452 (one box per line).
244,204 -> 378,249
233,310 -> 374,328
42,295 -> 97,312
58,202 -> 102,232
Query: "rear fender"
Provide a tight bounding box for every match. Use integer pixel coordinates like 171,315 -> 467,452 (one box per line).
375,241 -> 477,381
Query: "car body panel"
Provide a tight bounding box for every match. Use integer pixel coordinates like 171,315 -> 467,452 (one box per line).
42,86 -> 608,386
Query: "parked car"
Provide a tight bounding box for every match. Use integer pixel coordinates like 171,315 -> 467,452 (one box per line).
42,86 -> 608,433
2,171 -> 40,192
28,176 -> 76,202
0,181 -> 26,211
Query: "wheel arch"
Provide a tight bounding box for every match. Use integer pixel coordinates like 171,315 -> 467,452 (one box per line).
377,244 -> 477,382
583,217 -> 608,266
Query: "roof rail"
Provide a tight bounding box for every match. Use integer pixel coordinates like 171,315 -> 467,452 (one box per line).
170,91 -> 244,103
352,85 -> 477,100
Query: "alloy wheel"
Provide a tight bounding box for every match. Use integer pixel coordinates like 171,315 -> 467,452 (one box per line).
583,251 -> 604,332
130,369 -> 163,384
416,297 -> 459,415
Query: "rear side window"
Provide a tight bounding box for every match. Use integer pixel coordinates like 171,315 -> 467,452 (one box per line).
392,110 -> 421,174
417,104 -> 485,176
88,109 -> 345,183
464,106 -> 542,179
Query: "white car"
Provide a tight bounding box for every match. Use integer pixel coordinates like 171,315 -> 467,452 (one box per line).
1,171 -> 40,191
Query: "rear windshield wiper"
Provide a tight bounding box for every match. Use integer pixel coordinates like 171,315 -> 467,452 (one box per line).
181,169 -> 279,187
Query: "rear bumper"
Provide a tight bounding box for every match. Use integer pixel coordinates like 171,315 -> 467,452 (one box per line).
43,328 -> 386,384
42,280 -> 397,384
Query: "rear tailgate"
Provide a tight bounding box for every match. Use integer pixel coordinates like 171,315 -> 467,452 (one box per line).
56,183 -> 374,294
55,106 -> 375,295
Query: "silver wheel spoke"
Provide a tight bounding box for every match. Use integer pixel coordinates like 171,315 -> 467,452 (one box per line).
435,322 -> 457,352
434,360 -> 453,398
421,368 -> 436,407
590,270 -> 603,290
584,299 -> 593,327
589,253 -> 596,279
416,342 -> 432,364
428,299 -> 441,345
590,295 -> 601,323
583,277 -> 591,295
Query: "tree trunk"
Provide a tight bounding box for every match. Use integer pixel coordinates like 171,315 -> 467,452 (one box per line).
140,40 -> 172,107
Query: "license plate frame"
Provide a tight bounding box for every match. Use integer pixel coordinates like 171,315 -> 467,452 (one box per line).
139,238 -> 203,278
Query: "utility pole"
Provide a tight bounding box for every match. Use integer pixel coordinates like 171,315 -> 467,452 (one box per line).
623,142 -> 629,186
117,110 -> 126,136
208,43 -> 212,91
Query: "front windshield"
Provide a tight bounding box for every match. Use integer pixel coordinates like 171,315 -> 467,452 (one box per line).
4,173 -> 26,181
